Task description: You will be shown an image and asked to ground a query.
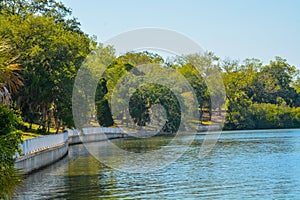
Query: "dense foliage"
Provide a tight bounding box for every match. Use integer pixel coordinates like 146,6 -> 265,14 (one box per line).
0,0 -> 93,133
0,105 -> 23,200
129,84 -> 181,133
223,57 -> 300,129
89,49 -> 300,131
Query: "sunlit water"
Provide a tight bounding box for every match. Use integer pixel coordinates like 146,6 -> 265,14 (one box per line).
13,129 -> 300,199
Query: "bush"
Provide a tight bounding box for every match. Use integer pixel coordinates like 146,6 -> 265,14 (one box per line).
0,105 -> 22,136
225,103 -> 300,130
251,103 -> 300,129
0,105 -> 23,199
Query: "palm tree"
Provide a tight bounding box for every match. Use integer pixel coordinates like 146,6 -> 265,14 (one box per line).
0,42 -> 23,104
0,42 -> 23,199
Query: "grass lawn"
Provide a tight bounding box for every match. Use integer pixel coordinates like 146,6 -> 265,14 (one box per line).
21,122 -> 63,140
21,132 -> 43,140
189,120 -> 215,125
23,122 -> 58,133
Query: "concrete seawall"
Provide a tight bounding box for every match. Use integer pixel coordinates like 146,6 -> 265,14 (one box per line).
14,142 -> 69,174
14,128 -> 172,174
69,132 -> 125,145
15,129 -> 125,174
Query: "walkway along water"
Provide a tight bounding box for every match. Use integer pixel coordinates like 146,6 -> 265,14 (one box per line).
14,127 -> 125,174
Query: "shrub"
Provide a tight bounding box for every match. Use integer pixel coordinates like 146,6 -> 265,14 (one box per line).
0,105 -> 23,199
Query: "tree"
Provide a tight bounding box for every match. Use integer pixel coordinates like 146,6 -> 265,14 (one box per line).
222,59 -> 256,129
129,84 -> 181,133
93,51 -> 164,127
95,78 -> 114,127
261,57 -> 298,106
184,52 -> 225,121
0,42 -> 22,104
0,10 -> 92,131
221,56 -> 300,130
293,77 -> 300,93
0,0 -> 82,33
177,62 -> 208,121
0,35 -> 23,199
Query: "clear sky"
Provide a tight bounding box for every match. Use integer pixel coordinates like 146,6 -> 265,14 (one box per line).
61,0 -> 300,68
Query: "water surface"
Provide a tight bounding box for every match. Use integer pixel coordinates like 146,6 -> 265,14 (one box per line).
13,129 -> 300,199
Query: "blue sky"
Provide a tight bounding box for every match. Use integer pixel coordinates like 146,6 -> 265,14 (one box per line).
61,0 -> 300,68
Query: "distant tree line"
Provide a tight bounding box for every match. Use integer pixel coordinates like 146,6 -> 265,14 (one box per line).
223,57 -> 300,129
89,48 -> 300,131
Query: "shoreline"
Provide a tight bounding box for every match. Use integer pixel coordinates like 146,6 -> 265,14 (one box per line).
15,130 -> 126,175
15,127 -> 300,175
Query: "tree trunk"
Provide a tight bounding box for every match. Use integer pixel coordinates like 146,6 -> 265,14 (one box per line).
55,120 -> 60,134
47,109 -> 52,133
42,105 -> 47,129
199,105 -> 203,124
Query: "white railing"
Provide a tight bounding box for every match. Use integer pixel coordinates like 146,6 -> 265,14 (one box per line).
16,132 -> 68,157
68,127 -> 124,136
14,128 -> 123,158
67,129 -> 80,137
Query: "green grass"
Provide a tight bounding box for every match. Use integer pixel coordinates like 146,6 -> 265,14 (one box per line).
23,122 -> 58,133
189,120 -> 216,125
201,121 -> 214,125
21,122 -> 63,140
21,132 -> 43,140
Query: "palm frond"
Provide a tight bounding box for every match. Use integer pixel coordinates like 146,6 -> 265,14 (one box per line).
0,42 -> 23,102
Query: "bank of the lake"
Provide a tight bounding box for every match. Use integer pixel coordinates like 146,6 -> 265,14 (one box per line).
14,128 -> 125,174
13,129 -> 300,199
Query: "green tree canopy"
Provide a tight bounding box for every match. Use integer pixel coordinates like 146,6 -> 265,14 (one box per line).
0,9 -> 92,131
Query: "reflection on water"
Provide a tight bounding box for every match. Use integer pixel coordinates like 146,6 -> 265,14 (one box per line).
13,129 -> 300,199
